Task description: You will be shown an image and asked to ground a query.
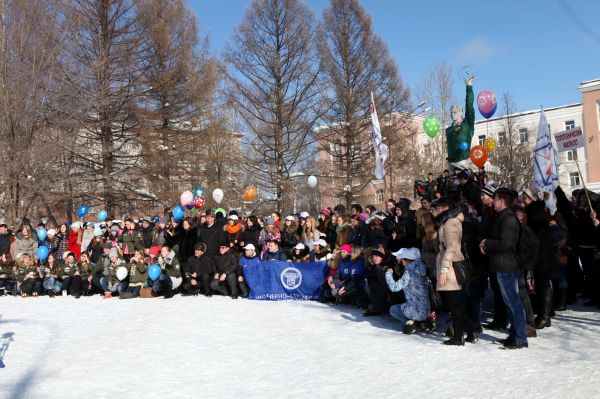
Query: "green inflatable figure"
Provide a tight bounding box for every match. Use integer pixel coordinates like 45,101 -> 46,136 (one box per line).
446,78 -> 475,168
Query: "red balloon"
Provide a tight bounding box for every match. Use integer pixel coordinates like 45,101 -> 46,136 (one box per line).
470,145 -> 489,169
194,196 -> 206,209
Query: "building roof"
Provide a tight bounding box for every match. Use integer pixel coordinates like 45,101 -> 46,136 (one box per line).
577,78 -> 600,93
475,103 -> 581,124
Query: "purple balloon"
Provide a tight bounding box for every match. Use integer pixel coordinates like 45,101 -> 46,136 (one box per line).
185,202 -> 194,210
477,90 -> 497,119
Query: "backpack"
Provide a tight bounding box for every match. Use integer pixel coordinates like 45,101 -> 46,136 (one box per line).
514,217 -> 539,270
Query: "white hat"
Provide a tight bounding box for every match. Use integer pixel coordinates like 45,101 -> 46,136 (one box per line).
285,215 -> 295,221
71,222 -> 81,230
314,239 -> 327,248
228,215 -> 239,221
391,247 -> 421,261
299,211 -> 309,218
47,229 -> 56,236
294,243 -> 306,250
243,244 -> 256,251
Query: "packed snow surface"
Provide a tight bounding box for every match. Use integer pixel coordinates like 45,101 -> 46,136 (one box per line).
1,296 -> 600,398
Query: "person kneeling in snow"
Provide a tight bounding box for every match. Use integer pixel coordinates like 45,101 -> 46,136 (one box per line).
182,243 -> 215,297
152,246 -> 181,299
210,242 -> 248,299
386,248 -> 431,334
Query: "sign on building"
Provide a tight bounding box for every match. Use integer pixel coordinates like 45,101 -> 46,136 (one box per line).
554,127 -> 585,152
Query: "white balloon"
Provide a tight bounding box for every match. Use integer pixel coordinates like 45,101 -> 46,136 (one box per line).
212,188 -> 224,204
116,266 -> 128,281
307,175 -> 318,188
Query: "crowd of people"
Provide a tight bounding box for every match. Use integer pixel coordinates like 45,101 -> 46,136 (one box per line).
1,167 -> 599,349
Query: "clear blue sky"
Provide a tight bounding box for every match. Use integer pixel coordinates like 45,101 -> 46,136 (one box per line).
188,0 -> 600,113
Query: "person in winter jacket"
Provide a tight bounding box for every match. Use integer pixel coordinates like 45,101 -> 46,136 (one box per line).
91,247 -> 124,298
334,244 -> 368,306
182,243 -> 215,296
14,225 -> 38,261
224,214 -> 244,253
0,253 -> 17,296
55,224 -> 69,261
41,253 -> 62,296
280,215 -> 299,257
139,218 -> 159,250
480,188 -> 528,349
210,243 -> 246,298
240,216 -> 261,253
67,222 -> 82,260
17,253 -> 42,297
386,248 -> 431,334
291,243 -> 311,263
119,219 -> 143,261
262,239 -> 287,261
239,244 -> 261,270
153,246 -> 181,298
176,218 -> 198,264
434,199 -> 470,346
258,217 -> 281,259
334,215 -> 351,249
69,251 -> 93,298
197,211 -> 225,260
0,224 -> 13,256
41,229 -> 60,257
363,248 -> 395,316
119,250 -> 149,299
59,252 -> 77,295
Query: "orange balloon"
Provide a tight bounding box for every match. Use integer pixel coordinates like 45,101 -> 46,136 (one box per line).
470,145 -> 489,169
244,185 -> 257,202
244,192 -> 256,202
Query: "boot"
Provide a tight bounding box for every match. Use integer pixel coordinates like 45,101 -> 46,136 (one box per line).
554,289 -> 567,311
527,324 -> 537,338
535,287 -> 553,329
443,334 -> 465,346
466,331 -> 478,343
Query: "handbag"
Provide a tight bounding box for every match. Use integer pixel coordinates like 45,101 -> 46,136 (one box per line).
452,259 -> 473,286
427,278 -> 443,309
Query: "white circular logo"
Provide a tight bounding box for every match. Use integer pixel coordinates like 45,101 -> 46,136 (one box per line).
280,267 -> 302,290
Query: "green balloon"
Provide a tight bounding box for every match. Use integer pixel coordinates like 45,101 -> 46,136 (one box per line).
215,207 -> 226,218
423,116 -> 440,138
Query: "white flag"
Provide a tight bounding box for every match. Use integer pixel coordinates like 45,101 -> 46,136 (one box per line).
370,92 -> 389,180
533,109 -> 560,192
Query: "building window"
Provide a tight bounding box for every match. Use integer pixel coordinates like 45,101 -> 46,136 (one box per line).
567,150 -> 578,161
519,128 -> 529,143
569,172 -> 580,187
375,189 -> 384,203
424,144 -> 432,157
565,120 -> 575,130
498,131 -> 506,145
330,139 -> 343,166
478,135 -> 486,146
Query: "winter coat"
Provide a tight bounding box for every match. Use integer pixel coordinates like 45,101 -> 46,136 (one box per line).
158,250 -> 181,278
75,262 -> 92,280
0,231 -> 13,255
420,234 -> 438,278
389,216 -> 417,253
386,259 -> 430,321
363,227 -> 390,250
280,229 -> 299,254
127,260 -> 148,285
336,256 -> 366,288
263,248 -> 287,262
67,230 -> 81,259
334,224 -> 351,249
460,179 -> 482,214
214,251 -> 238,275
14,232 -> 38,260
59,262 -> 77,279
41,237 -> 60,257
0,260 -> 16,278
56,232 -> 69,260
119,229 -> 144,256
184,254 -> 215,277
239,255 -> 261,270
197,224 -> 224,259
139,224 -> 158,249
435,206 -> 464,291
484,208 -> 520,273
241,226 -> 261,251
177,226 -> 198,263
17,265 -> 40,283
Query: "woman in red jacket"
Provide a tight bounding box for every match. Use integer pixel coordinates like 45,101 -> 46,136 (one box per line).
67,222 -> 82,260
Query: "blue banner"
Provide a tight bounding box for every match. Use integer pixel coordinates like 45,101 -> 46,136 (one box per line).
243,260 -> 328,301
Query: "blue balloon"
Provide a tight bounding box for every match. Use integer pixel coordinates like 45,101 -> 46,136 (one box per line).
77,205 -> 89,218
37,246 -> 49,261
459,141 -> 469,151
37,228 -> 47,242
98,210 -> 108,222
173,205 -> 185,221
148,264 -> 161,281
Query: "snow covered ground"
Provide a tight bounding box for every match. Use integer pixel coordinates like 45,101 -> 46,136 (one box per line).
1,296 -> 600,399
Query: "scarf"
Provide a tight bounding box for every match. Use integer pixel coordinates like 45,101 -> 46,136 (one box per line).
336,222 -> 349,234
226,223 -> 241,235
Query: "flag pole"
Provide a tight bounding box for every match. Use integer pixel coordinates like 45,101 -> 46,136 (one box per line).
574,159 -> 593,210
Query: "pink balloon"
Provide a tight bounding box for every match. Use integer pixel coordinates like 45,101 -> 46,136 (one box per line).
180,191 -> 194,206
477,90 -> 497,119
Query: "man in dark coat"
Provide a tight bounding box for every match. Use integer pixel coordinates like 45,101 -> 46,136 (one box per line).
210,242 -> 246,298
183,243 -> 215,296
197,210 -> 224,260
480,188 -> 528,349
0,224 -> 13,256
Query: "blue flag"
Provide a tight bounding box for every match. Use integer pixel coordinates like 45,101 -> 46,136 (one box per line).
243,260 -> 328,301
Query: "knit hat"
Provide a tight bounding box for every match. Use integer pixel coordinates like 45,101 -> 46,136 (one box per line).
71,221 -> 82,230
264,216 -> 275,225
457,169 -> 470,180
314,239 -> 327,248
299,211 -> 309,219
392,247 -> 420,260
47,229 -> 56,236
244,244 -> 256,251
148,246 -> 162,258
285,215 -> 295,221
358,213 -> 369,222
320,209 -> 331,217
523,187 -> 543,202
109,248 -> 119,258
340,244 -> 352,253
481,181 -> 498,198
228,214 -> 239,221
294,243 -> 306,250
110,225 -> 120,233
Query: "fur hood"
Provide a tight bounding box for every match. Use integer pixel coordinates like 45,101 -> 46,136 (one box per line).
434,205 -> 464,230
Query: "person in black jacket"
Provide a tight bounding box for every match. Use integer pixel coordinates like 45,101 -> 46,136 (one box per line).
0,224 -> 13,256
480,188 -> 528,349
240,215 -> 261,253
263,240 -> 287,261
183,243 -> 215,296
458,169 -> 483,215
197,210 -> 224,260
210,242 -> 244,298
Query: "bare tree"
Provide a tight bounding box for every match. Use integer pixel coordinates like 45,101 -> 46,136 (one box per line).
414,62 -> 457,175
492,92 -> 533,191
317,0 -> 410,208
136,0 -> 223,207
58,0 -> 148,216
0,0 -> 70,227
225,0 -> 321,213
